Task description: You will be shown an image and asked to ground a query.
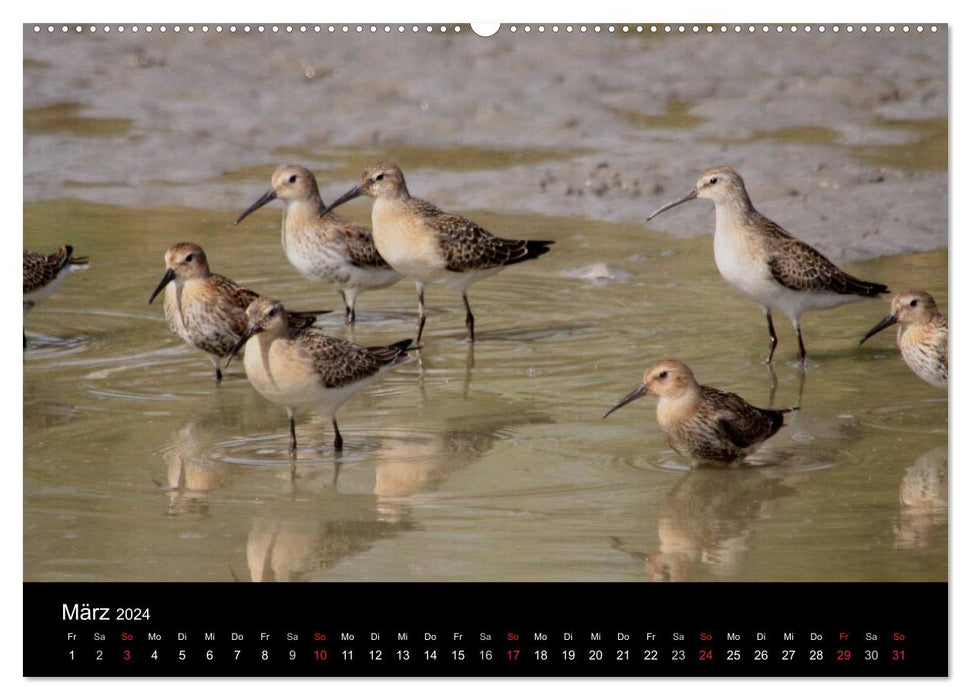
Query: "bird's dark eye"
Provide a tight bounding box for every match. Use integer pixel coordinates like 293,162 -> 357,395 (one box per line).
658,371 -> 668,379
909,299 -> 918,307
268,307 -> 279,317
288,174 -> 298,183
375,173 -> 385,182
708,177 -> 718,185
185,254 -> 194,262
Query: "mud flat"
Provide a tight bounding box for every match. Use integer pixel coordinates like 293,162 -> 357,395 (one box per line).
24,26 -> 946,260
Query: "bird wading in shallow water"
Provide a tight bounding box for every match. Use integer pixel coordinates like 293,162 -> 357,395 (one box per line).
321,163 -> 554,344
228,297 -> 413,454
148,242 -> 324,383
647,166 -> 888,364
859,289 -> 947,389
603,360 -> 798,464
235,164 -> 402,324
23,245 -> 89,346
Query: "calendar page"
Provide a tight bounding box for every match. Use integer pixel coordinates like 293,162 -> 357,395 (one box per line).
22,20 -> 948,677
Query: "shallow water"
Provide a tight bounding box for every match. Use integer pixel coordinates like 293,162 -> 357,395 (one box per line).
23,199 -> 946,582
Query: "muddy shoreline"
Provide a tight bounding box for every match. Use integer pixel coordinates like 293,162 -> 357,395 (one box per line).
24,26 -> 947,261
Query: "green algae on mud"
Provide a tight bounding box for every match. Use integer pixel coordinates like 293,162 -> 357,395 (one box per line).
24,101 -> 133,137
609,100 -> 706,131
851,118 -> 947,172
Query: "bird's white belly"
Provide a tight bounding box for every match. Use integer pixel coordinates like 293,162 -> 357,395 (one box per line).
713,226 -> 771,300
243,336 -> 374,415
24,265 -> 82,306
283,227 -> 352,284
713,226 -> 851,321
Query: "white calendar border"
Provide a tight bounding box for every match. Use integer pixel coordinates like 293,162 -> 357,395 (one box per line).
6,0 -> 964,696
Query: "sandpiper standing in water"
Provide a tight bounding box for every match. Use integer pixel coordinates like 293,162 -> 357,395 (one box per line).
235,165 -> 402,324
23,245 -> 89,345
603,360 -> 798,464
859,289 -> 947,388
228,297 -> 413,454
647,166 -> 888,364
148,242 -> 323,383
322,163 -> 554,344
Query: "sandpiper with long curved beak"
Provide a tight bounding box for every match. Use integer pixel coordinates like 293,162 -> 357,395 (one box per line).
604,360 -> 798,464
647,166 -> 889,364
859,289 -> 947,388
235,164 -> 402,324
149,242 -> 325,383
228,297 -> 413,454
321,163 -> 554,344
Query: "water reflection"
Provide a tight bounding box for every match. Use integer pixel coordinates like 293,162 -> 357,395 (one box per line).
894,445 -> 948,549
160,420 -> 232,517
613,467 -> 800,582
247,513 -> 412,582
765,364 -> 806,409
22,193 -> 948,582
374,406 -> 550,501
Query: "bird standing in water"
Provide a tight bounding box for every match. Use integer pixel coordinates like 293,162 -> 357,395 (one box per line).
235,164 -> 402,324
859,289 -> 947,388
647,166 -> 888,364
322,163 -> 554,344
604,360 -> 798,464
23,245 -> 89,346
148,242 -> 323,383
228,297 -> 413,454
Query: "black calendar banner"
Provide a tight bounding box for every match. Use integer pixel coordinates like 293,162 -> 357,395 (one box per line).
24,582 -> 947,677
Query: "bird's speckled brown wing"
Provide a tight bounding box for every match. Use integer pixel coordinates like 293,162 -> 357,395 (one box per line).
409,198 -> 552,272
703,386 -> 784,451
754,212 -> 888,296
178,275 -> 257,356
210,274 -> 259,316
23,246 -> 88,294
331,217 -> 397,270
294,331 -> 410,388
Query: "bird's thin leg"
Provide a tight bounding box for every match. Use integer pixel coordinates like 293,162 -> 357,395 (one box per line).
211,356 -> 224,384
462,292 -> 475,343
287,408 -> 297,456
795,321 -> 807,365
343,290 -> 355,324
332,418 -> 344,452
416,282 -> 427,345
763,308 -> 778,364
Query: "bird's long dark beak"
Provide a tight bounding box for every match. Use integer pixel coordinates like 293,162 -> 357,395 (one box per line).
318,184 -> 364,219
235,189 -> 277,225
646,188 -> 698,222
148,268 -> 176,305
859,314 -> 898,346
225,326 -> 262,368
603,383 -> 649,419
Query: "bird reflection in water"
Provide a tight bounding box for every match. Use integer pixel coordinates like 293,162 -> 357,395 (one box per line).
612,467 -> 800,582
160,420 -> 232,517
247,401 -> 550,579
893,445 -> 947,550
247,514 -> 411,582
